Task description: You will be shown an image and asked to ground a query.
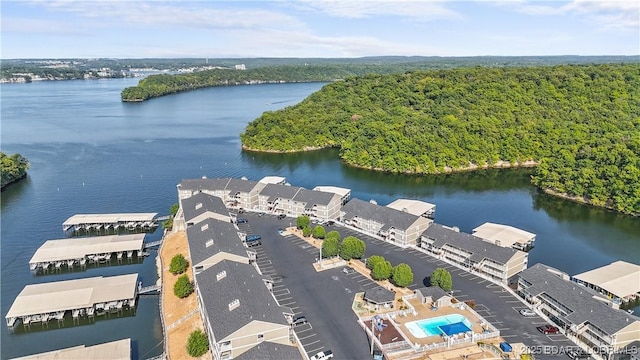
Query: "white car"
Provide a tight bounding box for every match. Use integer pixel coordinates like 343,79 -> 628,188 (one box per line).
519,308 -> 536,317
310,350 -> 334,360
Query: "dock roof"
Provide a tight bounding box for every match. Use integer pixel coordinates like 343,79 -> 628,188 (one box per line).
6,274 -> 138,319
472,222 -> 536,248
181,192 -> 229,223
186,218 -> 249,266
386,199 -> 436,216
422,223 -> 520,265
11,338 -> 131,360
573,261 -> 640,299
29,234 -> 145,264
195,260 -> 291,341
342,198 -> 420,231
312,186 -> 351,198
63,213 -> 157,226
258,176 -> 286,185
520,264 -> 638,335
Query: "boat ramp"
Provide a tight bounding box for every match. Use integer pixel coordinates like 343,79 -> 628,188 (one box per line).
29,234 -> 146,273
10,338 -> 131,360
62,213 -> 158,234
5,274 -> 138,328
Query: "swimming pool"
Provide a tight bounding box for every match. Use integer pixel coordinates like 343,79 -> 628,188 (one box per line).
405,314 -> 473,338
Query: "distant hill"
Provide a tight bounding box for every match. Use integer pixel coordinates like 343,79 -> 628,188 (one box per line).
240,63 -> 640,215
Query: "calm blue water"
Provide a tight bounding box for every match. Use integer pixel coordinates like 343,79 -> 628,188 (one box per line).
1,78 -> 639,359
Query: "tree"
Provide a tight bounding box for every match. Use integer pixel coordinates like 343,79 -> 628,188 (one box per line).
296,215 -> 310,229
325,230 -> 341,243
430,268 -> 453,292
169,254 -> 189,275
371,260 -> 393,281
392,263 -> 414,287
339,236 -> 366,260
321,237 -> 339,258
302,225 -> 312,237
174,274 -> 194,298
312,225 -> 326,239
367,255 -> 385,270
186,329 -> 209,357
170,203 -> 180,216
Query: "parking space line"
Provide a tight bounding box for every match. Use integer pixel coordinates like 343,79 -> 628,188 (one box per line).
501,335 -> 518,338
302,339 -> 320,347
306,345 -> 324,354
506,300 -> 522,303
298,334 -> 315,340
277,296 -> 293,301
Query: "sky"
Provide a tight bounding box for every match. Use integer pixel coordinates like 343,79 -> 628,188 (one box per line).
1,0 -> 638,59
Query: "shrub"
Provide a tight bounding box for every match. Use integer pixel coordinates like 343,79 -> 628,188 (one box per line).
464,300 -> 476,309
169,203 -> 180,216
366,255 -> 385,270
302,225 -> 312,237
392,263 -> 413,287
371,260 -> 393,281
169,254 -> 189,275
339,236 -> 366,260
186,329 -> 209,357
312,225 -> 326,239
174,274 -> 194,298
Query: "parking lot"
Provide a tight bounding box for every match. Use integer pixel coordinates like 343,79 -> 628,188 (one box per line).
236,214 -> 575,359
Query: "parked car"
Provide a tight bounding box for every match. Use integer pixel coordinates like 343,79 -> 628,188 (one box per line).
292,316 -> 307,326
342,266 -> 355,274
326,220 -> 335,226
519,308 -> 536,317
567,348 -> 591,359
310,350 -> 333,360
246,234 -> 261,241
236,218 -> 248,224
277,213 -> 286,220
277,228 -> 285,235
373,350 -> 384,360
238,208 -> 245,214
537,325 -> 560,334
246,238 -> 261,247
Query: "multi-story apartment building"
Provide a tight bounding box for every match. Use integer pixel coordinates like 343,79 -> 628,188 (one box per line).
518,264 -> 640,359
177,177 -> 265,210
420,223 -> 528,283
340,198 -> 433,247
174,192 -> 231,231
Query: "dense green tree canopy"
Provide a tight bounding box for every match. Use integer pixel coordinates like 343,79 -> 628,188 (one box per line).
302,225 -> 312,237
325,230 -> 341,243
321,237 -> 339,258
430,268 -> 453,292
241,64 -> 640,215
392,263 -> 414,287
371,260 -> 393,281
296,215 -> 310,229
1,152 -> 29,189
367,255 -> 386,270
312,225 -> 326,239
339,236 -> 366,260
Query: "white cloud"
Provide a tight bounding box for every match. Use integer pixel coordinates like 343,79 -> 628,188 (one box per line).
296,0 -> 462,21
1,17 -> 87,35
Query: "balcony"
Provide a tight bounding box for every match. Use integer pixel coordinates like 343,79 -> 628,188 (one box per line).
219,341 -> 232,352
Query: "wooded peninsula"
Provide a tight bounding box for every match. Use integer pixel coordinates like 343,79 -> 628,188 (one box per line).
240,64 -> 640,215
1,152 -> 29,190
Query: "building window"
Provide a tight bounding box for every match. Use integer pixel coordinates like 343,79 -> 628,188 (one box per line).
206,239 -> 214,247
201,223 -> 209,231
195,203 -> 203,210
228,299 -> 240,311
217,270 -> 227,281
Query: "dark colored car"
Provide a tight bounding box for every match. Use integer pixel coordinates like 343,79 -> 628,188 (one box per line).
277,213 -> 286,220
326,220 -> 335,226
236,218 -> 248,224
537,325 -> 560,334
292,316 -> 307,326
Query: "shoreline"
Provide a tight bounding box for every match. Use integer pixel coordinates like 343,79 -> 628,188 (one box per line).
541,189 -> 639,217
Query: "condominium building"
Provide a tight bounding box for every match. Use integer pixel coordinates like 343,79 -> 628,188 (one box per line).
518,264 -> 640,359
174,192 -> 231,231
420,223 -> 528,283
256,184 -> 342,220
340,198 -> 433,247
177,177 -> 265,210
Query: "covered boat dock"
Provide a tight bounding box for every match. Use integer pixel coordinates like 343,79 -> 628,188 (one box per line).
62,213 -> 158,234
10,338 -> 131,360
5,274 -> 138,328
29,234 -> 146,272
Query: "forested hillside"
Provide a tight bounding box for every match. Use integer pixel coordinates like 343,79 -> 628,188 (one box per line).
1,152 -> 30,189
240,64 -> 640,215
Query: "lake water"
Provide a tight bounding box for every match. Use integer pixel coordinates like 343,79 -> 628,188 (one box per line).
1,78 -> 639,359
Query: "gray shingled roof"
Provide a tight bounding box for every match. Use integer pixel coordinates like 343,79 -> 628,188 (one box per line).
226,178 -> 260,194
519,263 -> 638,335
292,188 -> 338,207
259,184 -> 302,201
236,342 -> 302,360
195,260 -> 292,340
179,178 -> 231,192
422,223 -> 518,265
181,192 -> 229,223
341,199 -> 420,231
186,218 -> 248,266
414,286 -> 449,300
364,286 -> 395,304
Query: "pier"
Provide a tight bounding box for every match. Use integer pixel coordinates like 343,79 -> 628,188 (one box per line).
10,338 -> 131,360
5,274 -> 138,328
29,234 -> 146,273
62,213 -> 158,234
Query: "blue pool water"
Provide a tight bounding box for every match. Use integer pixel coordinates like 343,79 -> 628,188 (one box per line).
406,314 -> 473,337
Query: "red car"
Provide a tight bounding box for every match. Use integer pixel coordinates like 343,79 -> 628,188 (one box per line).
537,325 -> 559,334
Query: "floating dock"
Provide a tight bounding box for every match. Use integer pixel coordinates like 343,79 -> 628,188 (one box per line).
29,234 -> 146,272
10,338 -> 131,360
62,213 -> 158,234
5,274 -> 138,328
